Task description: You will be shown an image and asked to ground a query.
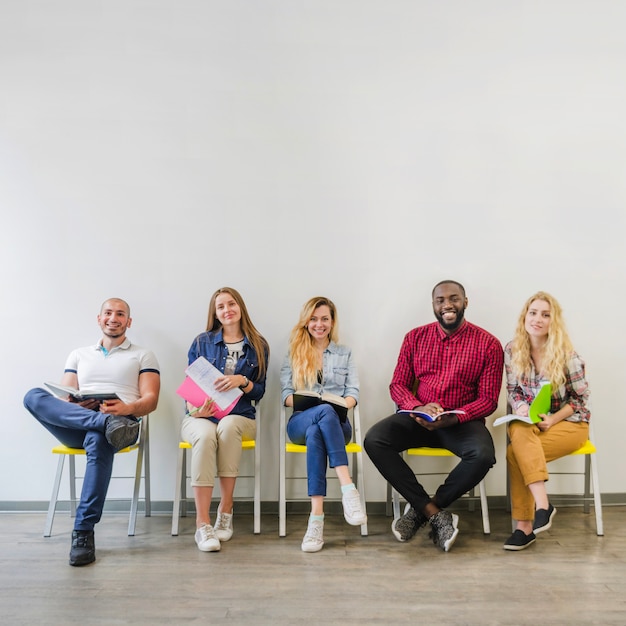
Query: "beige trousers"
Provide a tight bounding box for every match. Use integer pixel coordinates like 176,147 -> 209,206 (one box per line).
181,414 -> 256,487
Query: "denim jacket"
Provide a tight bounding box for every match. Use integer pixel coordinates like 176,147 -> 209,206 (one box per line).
280,341 -> 359,405
188,330 -> 267,421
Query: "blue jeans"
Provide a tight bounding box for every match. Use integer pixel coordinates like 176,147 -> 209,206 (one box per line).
364,413 -> 495,514
287,404 -> 352,497
24,388 -> 115,531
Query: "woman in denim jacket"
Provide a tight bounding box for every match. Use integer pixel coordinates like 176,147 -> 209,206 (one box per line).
182,287 -> 269,552
280,296 -> 366,552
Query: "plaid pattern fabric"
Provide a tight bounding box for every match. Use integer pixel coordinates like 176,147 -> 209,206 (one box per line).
504,342 -> 590,422
390,321 -> 503,423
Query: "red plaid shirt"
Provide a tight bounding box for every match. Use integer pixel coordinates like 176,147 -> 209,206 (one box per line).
390,320 -> 504,423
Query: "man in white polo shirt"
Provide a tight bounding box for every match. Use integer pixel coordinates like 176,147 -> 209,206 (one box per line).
24,298 -> 160,566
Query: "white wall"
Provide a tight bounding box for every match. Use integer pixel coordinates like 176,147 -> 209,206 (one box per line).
1,0 -> 624,505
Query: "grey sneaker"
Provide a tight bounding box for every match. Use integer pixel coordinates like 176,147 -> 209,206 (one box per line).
194,524 -> 221,552
391,503 -> 427,542
104,415 -> 139,451
429,510 -> 459,552
301,519 -> 324,553
214,511 -> 234,542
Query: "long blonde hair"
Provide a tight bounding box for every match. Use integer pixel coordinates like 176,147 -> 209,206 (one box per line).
288,296 -> 339,390
510,291 -> 573,388
206,287 -> 269,380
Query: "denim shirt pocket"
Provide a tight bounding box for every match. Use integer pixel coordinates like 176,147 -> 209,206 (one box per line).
330,366 -> 348,387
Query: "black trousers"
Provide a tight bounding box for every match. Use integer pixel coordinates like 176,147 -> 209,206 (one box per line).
364,413 -> 495,514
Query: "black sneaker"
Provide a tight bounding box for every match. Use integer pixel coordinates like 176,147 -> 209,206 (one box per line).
105,415 -> 139,451
533,504 -> 556,534
428,510 -> 459,552
69,530 -> 96,566
503,529 -> 536,551
391,504 -> 427,542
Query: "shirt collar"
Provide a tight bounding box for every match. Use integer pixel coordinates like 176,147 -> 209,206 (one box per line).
96,337 -> 131,354
436,320 -> 468,341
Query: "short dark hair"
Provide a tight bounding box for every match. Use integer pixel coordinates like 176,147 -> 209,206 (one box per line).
432,280 -> 466,298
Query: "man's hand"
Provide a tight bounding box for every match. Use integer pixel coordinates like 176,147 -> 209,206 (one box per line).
100,399 -> 132,416
68,396 -> 101,411
414,412 -> 460,430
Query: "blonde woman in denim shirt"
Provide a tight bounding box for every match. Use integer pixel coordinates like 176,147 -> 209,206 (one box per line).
182,287 -> 269,552
280,296 -> 367,552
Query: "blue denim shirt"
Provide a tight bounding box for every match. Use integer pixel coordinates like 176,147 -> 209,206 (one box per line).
280,341 -> 359,405
188,330 -> 267,421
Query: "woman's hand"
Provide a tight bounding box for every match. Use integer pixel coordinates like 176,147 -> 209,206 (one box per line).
536,414 -> 554,431
188,398 -> 216,418
214,375 -> 242,393
515,403 -> 530,417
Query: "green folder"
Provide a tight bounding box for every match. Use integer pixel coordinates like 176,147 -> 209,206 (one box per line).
528,383 -> 552,423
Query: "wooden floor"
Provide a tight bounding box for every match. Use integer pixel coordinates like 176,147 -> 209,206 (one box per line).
1,506 -> 624,625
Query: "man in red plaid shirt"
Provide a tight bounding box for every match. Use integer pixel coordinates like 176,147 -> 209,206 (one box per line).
365,280 -> 503,552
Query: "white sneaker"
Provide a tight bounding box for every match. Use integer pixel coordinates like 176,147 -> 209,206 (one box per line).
194,524 -> 220,552
341,488 -> 368,526
301,519 -> 324,553
214,511 -> 234,542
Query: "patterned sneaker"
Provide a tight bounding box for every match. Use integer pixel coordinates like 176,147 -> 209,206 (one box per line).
301,520 -> 324,553
214,511 -> 234,542
391,503 -> 427,542
341,489 -> 367,526
533,504 -> 556,534
194,524 -> 221,552
104,415 -> 140,452
69,530 -> 96,566
428,510 -> 459,552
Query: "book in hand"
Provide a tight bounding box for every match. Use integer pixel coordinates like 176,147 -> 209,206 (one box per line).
176,356 -> 243,419
44,382 -> 120,403
397,408 -> 466,423
292,390 -> 349,422
493,383 -> 552,427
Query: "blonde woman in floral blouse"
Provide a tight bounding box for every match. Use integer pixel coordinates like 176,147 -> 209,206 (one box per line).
503,291 -> 590,551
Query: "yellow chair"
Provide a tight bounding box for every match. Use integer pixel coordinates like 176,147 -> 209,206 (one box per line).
387,447 -> 491,534
506,437 -> 603,536
44,415 -> 150,537
279,404 -> 368,537
171,403 -> 261,536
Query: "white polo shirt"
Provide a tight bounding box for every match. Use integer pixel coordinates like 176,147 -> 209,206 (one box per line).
64,338 -> 160,404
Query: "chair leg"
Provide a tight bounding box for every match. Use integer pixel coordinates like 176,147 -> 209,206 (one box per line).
44,455 -> 66,537
253,442 -> 261,535
171,447 -> 186,536
69,455 -> 77,518
590,453 -> 604,536
391,487 -> 401,521
279,427 -> 286,537
128,443 -> 142,536
354,450 -> 368,536
478,479 -> 490,534
143,417 -> 151,518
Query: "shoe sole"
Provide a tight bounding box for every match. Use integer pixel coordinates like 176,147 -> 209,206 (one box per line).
533,507 -> 556,535
391,503 -> 414,542
196,542 -> 221,552
344,513 -> 367,526
106,421 -> 139,451
442,514 -> 459,552
301,542 -> 324,553
503,536 -> 536,551
215,531 -> 233,542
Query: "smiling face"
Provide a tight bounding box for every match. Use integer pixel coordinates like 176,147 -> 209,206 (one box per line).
214,292 -> 242,329
98,299 -> 132,339
432,282 -> 468,334
525,298 -> 551,340
307,305 -> 333,344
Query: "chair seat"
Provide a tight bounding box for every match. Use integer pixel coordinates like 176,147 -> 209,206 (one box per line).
45,415 -> 150,538
172,402 -> 262,536
570,440 -> 596,455
285,442 -> 362,454
388,445 -> 491,534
